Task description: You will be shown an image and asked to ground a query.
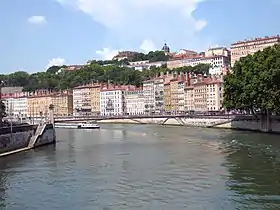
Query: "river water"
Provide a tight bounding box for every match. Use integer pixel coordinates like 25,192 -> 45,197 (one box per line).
1,125 -> 280,210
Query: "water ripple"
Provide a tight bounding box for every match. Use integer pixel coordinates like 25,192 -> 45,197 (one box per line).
0,125 -> 280,209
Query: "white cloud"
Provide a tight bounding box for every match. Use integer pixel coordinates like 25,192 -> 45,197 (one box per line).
140,39 -> 156,53
46,58 -> 66,69
27,16 -> 47,24
95,48 -> 120,60
56,0 -> 208,51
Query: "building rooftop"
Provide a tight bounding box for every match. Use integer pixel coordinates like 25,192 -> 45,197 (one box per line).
231,35 -> 280,46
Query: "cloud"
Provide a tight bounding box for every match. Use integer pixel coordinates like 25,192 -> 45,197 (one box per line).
140,39 -> 156,53
27,16 -> 47,24
95,48 -> 120,60
46,58 -> 66,69
56,0 -> 208,51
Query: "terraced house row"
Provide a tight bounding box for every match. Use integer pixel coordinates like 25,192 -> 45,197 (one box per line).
1,69 -> 228,118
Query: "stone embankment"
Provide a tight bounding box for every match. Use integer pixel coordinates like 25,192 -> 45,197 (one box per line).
94,116 -> 280,134
0,123 -> 56,157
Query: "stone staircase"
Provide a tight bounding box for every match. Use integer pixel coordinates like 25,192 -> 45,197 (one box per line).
28,124 -> 46,148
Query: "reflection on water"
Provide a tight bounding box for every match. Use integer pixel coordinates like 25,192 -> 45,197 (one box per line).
0,124 -> 280,209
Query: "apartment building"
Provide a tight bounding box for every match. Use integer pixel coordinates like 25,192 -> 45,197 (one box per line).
51,90 -> 73,116
230,35 -> 280,66
27,91 -> 52,117
164,82 -> 171,112
178,80 -> 185,112
207,79 -> 224,111
89,84 -> 101,115
205,47 -> 230,57
170,79 -> 179,112
172,49 -> 198,60
1,92 -> 28,118
154,78 -> 164,113
100,85 -> 132,116
183,74 -> 225,112
125,89 -> 144,115
167,55 -> 230,69
127,61 -> 166,71
143,80 -> 155,114
193,76 -> 208,112
184,86 -> 194,111
73,85 -> 91,116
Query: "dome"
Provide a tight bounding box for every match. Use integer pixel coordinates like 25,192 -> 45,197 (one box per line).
162,43 -> 170,53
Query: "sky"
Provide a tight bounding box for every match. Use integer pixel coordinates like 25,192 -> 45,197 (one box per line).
1,0 -> 280,73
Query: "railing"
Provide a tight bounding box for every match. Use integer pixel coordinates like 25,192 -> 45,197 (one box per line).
54,113 -> 243,122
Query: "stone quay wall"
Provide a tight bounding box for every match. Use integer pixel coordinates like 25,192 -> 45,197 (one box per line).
0,125 -> 36,154
0,123 -> 56,157
34,124 -> 56,148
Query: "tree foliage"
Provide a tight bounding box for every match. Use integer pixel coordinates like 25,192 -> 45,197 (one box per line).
128,51 -> 170,62
223,44 -> 280,114
0,100 -> 6,125
0,62 -> 211,92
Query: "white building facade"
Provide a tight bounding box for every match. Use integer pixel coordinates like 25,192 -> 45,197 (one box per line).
178,81 -> 185,112
73,86 -> 92,116
100,88 -> 126,116
3,97 -> 28,118
167,55 -> 230,70
154,78 -> 164,113
125,90 -> 144,115
143,80 -> 155,114
207,80 -> 224,111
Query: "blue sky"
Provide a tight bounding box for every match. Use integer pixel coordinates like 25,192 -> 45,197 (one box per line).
1,0 -> 279,73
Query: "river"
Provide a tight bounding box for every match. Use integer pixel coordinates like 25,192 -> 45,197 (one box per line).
1,124 -> 280,209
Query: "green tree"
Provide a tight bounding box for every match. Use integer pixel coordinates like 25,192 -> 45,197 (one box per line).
128,51 -> 169,62
0,100 -> 6,127
2,62 -> 212,92
223,44 -> 280,114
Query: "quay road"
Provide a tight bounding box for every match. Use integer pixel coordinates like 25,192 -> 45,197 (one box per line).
53,113 -> 242,123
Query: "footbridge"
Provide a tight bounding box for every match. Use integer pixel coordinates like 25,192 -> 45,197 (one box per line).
54,114 -> 239,123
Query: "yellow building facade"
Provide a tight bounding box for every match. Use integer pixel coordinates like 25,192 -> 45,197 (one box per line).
184,86 -> 194,111
27,91 -> 73,117
51,91 -> 73,116
27,94 -> 52,117
170,79 -> 179,112
193,81 -> 208,112
89,85 -> 101,115
163,83 -> 171,112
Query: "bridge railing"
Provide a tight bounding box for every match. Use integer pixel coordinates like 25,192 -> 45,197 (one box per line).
54,113 -> 247,122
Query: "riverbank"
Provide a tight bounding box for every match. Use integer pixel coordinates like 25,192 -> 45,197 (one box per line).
94,116 -> 280,134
